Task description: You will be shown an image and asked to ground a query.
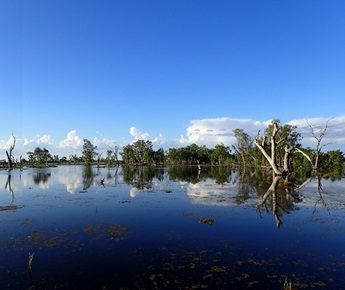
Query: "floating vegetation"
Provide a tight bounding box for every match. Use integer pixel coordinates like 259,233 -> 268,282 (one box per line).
84,223 -> 130,242
28,252 -> 34,272
199,218 -> 215,225
119,200 -> 131,203
7,222 -> 129,252
0,205 -> 24,211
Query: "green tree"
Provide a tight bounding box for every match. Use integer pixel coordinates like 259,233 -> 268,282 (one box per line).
82,139 -> 97,165
33,147 -> 50,164
121,144 -> 135,164
232,128 -> 253,168
153,148 -> 165,164
211,143 -> 231,166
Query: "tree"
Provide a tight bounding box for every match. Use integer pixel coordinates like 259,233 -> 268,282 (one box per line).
108,144 -> 120,166
294,118 -> 334,173
82,139 -> 97,165
211,143 -> 231,166
153,148 -> 165,165
27,151 -> 34,165
121,144 -> 135,164
254,120 -> 301,176
6,134 -> 16,169
232,128 -> 253,168
33,147 -> 50,164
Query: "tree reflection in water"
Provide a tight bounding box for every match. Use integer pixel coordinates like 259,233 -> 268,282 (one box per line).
256,174 -> 303,228
123,166 -> 165,190
5,174 -> 14,205
82,165 -> 94,190
312,176 -> 331,217
32,172 -> 51,185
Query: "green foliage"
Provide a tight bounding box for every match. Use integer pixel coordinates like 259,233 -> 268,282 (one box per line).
17,120 -> 344,177
232,128 -> 253,167
27,147 -> 51,165
211,143 -> 231,166
121,140 -> 163,165
318,150 -> 345,178
82,139 -> 97,165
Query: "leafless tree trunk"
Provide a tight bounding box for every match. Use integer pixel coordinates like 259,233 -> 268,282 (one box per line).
309,118 -> 334,171
108,145 -> 120,166
294,118 -> 334,173
6,134 -> 16,170
255,122 -> 282,175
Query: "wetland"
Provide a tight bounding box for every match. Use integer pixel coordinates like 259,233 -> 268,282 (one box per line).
0,165 -> 345,289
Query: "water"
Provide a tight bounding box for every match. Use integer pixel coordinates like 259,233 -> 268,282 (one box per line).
0,165 -> 344,289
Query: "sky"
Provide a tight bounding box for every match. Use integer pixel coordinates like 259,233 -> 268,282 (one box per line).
1,0 -> 345,160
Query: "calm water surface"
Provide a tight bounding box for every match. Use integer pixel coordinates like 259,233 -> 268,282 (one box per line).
0,165 -> 345,289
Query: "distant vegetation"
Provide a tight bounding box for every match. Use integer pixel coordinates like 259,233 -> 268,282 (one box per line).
2,119 -> 344,178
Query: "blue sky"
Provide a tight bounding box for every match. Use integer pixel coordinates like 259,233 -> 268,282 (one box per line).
1,0 -> 345,159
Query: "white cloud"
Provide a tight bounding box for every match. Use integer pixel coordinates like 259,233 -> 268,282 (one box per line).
178,116 -> 345,151
23,138 -> 34,147
129,127 -> 167,149
38,134 -> 54,145
93,137 -> 118,152
288,116 -> 345,150
0,135 -> 16,150
152,134 -> 166,146
59,130 -> 83,149
1,116 -> 344,160
130,126 -> 149,140
179,117 -> 271,147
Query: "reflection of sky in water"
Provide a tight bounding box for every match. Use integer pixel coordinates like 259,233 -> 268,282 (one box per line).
0,166 -> 122,195
0,166 -> 345,289
186,179 -> 234,206
1,167 -> 344,210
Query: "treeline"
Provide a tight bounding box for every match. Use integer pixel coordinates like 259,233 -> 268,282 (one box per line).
2,120 -> 345,177
120,120 -> 345,178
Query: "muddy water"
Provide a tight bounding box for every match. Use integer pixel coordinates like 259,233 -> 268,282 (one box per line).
0,166 -> 344,289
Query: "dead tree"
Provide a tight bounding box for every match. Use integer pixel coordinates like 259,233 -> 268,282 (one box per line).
6,134 -> 16,170
294,118 -> 334,173
254,121 -> 293,176
108,144 -> 120,166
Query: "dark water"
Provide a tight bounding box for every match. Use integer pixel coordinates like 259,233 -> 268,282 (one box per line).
0,165 -> 345,289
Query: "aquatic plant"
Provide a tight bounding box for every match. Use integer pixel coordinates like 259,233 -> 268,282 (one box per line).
284,277 -> 292,290
28,252 -> 34,271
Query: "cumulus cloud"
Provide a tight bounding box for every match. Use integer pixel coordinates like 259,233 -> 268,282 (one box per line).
93,137 -> 116,147
59,130 -> 83,149
23,138 -> 34,147
130,126 -> 149,140
288,116 -> 345,149
179,117 -> 271,147
129,127 -> 167,149
37,134 -> 54,145
179,116 -> 345,151
152,134 -> 166,146
0,135 -> 16,150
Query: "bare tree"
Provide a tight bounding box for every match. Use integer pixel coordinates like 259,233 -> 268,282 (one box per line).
6,134 -> 16,170
294,118 -> 335,172
254,121 -> 286,175
108,144 -> 120,166
254,120 -> 301,177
